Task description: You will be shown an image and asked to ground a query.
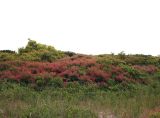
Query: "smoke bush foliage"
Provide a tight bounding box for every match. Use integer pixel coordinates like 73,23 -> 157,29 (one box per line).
0,39 -> 160,89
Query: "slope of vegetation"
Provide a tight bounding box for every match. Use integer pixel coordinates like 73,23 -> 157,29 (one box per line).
0,39 -> 160,118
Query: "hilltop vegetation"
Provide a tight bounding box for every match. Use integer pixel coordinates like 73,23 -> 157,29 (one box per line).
0,39 -> 160,89
0,40 -> 160,118
0,39 -> 66,62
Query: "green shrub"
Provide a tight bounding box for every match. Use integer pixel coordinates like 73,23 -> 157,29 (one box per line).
97,56 -> 126,71
95,76 -> 104,83
124,54 -> 160,65
153,72 -> 160,81
78,66 -> 87,75
20,74 -> 32,86
48,76 -> 63,88
69,75 -> 79,82
64,51 -> 76,57
66,82 -> 81,88
0,50 -> 16,54
0,52 -> 17,61
18,39 -> 65,62
40,52 -> 54,62
107,79 -> 117,86
35,76 -> 46,91
118,51 -> 126,59
35,76 -> 45,86
120,64 -> 142,79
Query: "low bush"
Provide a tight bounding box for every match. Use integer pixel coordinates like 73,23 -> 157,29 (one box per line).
48,76 -> 63,88
120,64 -> 142,79
20,74 -> 33,86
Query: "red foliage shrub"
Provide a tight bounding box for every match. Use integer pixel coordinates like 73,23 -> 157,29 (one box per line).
110,65 -> 123,75
80,75 -> 93,83
114,74 -> 126,82
0,55 -> 157,85
133,65 -> 158,74
88,66 -> 111,82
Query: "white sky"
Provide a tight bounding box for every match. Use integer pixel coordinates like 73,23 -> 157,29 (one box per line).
0,0 -> 160,55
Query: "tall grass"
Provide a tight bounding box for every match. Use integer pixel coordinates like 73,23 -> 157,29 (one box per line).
0,81 -> 160,118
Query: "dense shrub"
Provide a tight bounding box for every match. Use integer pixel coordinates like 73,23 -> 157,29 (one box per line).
18,39 -> 65,62
64,51 -> 76,57
19,73 -> 33,85
124,55 -> 160,66
133,65 -> 158,74
0,40 -> 160,87
97,56 -> 126,66
120,64 -> 142,79
0,63 -> 10,71
0,56 -> 158,87
118,51 -> 126,59
88,66 -> 111,82
0,50 -> 16,54
0,52 -> 17,61
35,76 -> 46,87
48,76 -> 63,88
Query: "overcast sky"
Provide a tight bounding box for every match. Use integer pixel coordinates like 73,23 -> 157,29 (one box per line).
0,0 -> 160,55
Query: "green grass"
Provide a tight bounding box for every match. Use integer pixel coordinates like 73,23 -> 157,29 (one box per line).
0,81 -> 160,118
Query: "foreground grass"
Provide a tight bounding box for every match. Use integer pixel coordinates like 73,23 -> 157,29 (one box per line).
0,81 -> 160,118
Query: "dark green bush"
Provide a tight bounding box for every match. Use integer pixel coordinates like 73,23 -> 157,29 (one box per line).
35,76 -> 46,90
107,79 -> 117,86
95,76 -> 104,83
0,50 -> 16,54
48,76 -> 63,88
153,72 -> 160,81
118,51 -> 126,59
64,51 -> 76,57
20,74 -> 32,86
69,75 -> 79,82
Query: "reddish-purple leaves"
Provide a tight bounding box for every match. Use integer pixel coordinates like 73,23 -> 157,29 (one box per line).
0,56 -> 158,85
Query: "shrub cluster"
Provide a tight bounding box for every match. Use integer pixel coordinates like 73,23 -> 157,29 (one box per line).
0,54 -> 158,89
0,40 -> 160,88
